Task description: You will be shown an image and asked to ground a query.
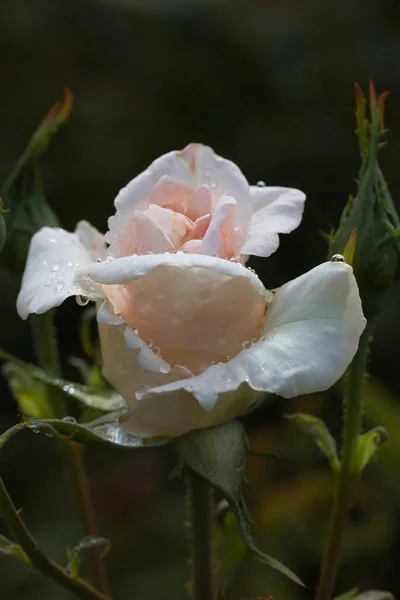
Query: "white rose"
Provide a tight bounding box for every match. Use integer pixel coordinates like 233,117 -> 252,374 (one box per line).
17,144 -> 366,439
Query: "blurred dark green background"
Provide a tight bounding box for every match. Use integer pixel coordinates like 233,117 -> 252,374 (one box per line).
1,1 -> 400,598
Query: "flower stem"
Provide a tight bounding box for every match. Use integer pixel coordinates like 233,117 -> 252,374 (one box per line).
316,326 -> 370,600
29,311 -> 112,596
188,470 -> 214,600
0,476 -> 110,600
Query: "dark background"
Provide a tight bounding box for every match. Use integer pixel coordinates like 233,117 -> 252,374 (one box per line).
1,1 -> 400,599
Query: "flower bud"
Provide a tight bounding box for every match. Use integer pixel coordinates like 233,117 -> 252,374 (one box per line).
330,81 -> 400,319
1,90 -> 73,269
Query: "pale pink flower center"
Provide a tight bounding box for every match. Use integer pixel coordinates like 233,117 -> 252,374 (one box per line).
104,265 -> 267,375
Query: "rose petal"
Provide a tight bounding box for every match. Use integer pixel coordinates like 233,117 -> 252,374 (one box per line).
106,143 -> 252,252
111,209 -> 175,258
241,187 -> 306,257
119,261 -> 366,437
87,254 -> 267,375
200,195 -> 247,258
145,204 -> 194,249
98,319 -> 194,409
17,224 -> 105,319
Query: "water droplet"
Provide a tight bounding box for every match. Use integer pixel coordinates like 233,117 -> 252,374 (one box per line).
42,260 -> 47,266
242,340 -> 251,349
76,295 -> 89,306
251,337 -> 258,345
44,280 -> 51,287
105,255 -> 114,264
211,252 -> 218,257
96,257 -> 102,262
62,416 -> 77,423
176,250 -> 185,255
257,180 -> 266,187
331,254 -> 345,263
247,267 -> 256,274
164,251 -> 170,255
146,251 -> 153,255
209,179 -> 218,189
67,262 -> 73,267
52,264 -> 60,272
147,339 -> 153,348
160,365 -> 170,374
49,237 -> 57,244
132,328 -> 139,336
210,361 -> 217,365
135,386 -> 149,401
226,355 -> 232,361
153,346 -> 161,356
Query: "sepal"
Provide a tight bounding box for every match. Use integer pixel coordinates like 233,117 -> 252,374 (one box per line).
286,412 -> 340,472
175,420 -> 304,586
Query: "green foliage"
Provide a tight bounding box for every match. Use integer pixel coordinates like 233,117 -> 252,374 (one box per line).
352,427 -> 388,473
0,535 -> 31,566
286,412 -> 340,472
0,348 -> 126,412
2,361 -> 55,419
215,502 -> 247,596
66,536 -> 110,579
330,82 -> 400,318
1,90 -> 72,269
175,420 -> 304,586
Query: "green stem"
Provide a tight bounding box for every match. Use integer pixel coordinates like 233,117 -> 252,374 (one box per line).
0,476 -> 110,600
316,326 -> 370,600
188,470 -> 214,600
29,311 -> 112,596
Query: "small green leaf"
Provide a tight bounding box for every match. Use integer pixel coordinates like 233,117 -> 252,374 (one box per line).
0,534 -> 31,565
1,90 -> 72,268
2,362 -> 55,419
0,348 -> 126,412
175,420 -> 304,586
67,536 -> 110,578
215,503 -> 247,595
0,414 -> 168,451
286,412 -> 340,472
352,427 -> 388,473
335,587 -> 359,600
353,591 -> 394,600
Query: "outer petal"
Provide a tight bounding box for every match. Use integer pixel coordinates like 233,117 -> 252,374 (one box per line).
17,224 -> 105,319
98,315 -> 197,407
241,186 -> 306,257
120,261 -> 366,438
87,253 -> 267,376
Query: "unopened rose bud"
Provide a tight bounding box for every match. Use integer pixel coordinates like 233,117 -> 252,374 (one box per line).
330,81 -> 400,319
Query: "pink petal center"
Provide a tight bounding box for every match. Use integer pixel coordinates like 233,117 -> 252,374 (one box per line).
104,264 -> 267,375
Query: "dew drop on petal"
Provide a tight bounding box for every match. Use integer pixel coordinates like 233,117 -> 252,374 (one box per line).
251,337 -> 258,345
146,251 -> 153,255
132,328 -> 139,336
147,339 -> 153,348
135,386 -> 149,400
257,180 -> 266,187
96,257 -> 102,263
242,340 -> 251,349
67,262 -> 73,267
226,355 -> 232,361
62,416 -> 77,423
52,264 -> 60,272
76,295 -> 90,306
153,346 -> 161,356
331,254 -> 345,263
